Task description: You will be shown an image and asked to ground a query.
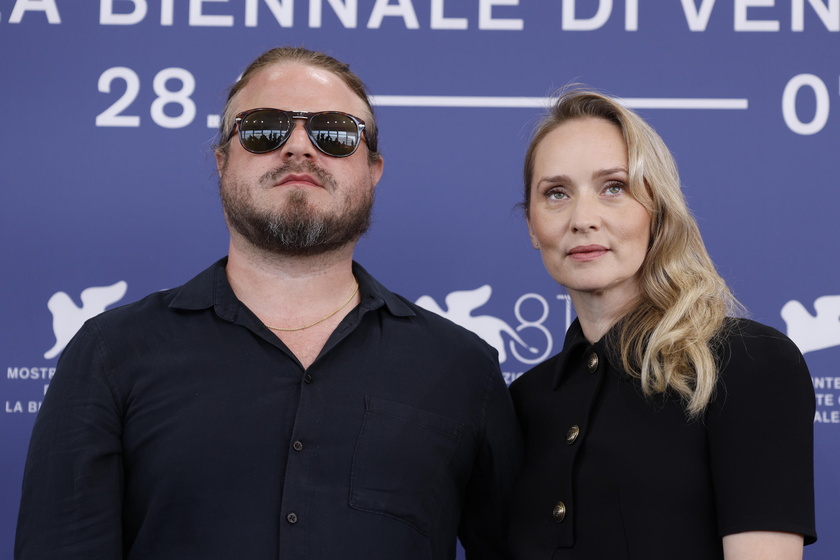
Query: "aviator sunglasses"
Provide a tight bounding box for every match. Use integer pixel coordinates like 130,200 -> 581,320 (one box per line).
230,108 -> 371,158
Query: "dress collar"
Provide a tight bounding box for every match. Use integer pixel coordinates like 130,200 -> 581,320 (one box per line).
552,319 -> 590,389
552,318 -> 624,389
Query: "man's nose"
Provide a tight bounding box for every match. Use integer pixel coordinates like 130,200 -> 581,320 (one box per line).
280,120 -> 315,159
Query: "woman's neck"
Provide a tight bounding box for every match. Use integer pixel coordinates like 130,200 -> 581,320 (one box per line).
569,289 -> 637,344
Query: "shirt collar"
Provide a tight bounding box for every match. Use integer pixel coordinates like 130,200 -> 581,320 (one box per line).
168,257 -> 415,321
352,261 -> 416,318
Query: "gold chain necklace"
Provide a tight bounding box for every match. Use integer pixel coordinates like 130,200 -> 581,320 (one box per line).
265,282 -> 360,332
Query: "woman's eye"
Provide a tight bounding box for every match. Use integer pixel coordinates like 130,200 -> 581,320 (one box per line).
547,190 -> 568,200
605,182 -> 625,195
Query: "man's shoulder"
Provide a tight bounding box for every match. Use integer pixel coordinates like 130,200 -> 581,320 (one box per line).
394,292 -> 497,349
355,265 -> 497,359
86,260 -> 221,332
372,289 -> 503,370
89,286 -> 181,327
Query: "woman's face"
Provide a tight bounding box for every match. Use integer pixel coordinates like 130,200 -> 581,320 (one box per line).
527,117 -> 651,306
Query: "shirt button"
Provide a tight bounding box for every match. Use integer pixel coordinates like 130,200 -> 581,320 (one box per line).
287,512 -> 298,524
292,441 -> 303,451
566,425 -> 580,445
552,501 -> 566,523
586,352 -> 599,373
304,374 -> 313,384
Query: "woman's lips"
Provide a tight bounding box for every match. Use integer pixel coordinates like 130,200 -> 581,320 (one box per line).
568,245 -> 608,262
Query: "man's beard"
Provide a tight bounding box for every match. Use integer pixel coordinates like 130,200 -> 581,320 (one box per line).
220,161 -> 374,257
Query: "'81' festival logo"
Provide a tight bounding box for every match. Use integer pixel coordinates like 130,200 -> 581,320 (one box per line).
415,285 -> 572,384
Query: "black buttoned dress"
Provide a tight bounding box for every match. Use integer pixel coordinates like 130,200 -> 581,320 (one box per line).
509,318 -> 816,559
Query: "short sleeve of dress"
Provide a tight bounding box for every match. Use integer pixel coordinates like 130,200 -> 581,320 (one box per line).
705,319 -> 816,544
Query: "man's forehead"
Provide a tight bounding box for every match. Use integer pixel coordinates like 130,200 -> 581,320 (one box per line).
235,62 -> 370,118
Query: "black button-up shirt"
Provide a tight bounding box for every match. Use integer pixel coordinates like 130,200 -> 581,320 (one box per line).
16,259 -> 522,560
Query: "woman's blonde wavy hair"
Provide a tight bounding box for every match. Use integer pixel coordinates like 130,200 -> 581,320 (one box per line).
523,88 -> 743,417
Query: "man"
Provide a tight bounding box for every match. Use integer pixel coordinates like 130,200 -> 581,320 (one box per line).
15,47 -> 522,560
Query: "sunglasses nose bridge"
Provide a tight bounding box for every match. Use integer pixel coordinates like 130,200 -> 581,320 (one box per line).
278,115 -> 318,157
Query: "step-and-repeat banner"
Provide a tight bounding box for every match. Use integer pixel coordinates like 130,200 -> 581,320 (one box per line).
2,1 -> 838,557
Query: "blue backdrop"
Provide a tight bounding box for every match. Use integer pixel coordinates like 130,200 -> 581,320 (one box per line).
2,1 -> 838,557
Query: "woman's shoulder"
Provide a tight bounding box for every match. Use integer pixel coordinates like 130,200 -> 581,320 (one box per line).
724,316 -> 789,339
509,352 -> 563,397
510,320 -> 587,396
719,317 -> 806,369
713,317 -> 813,406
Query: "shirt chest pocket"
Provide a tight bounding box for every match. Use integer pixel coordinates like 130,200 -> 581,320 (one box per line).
349,396 -> 463,536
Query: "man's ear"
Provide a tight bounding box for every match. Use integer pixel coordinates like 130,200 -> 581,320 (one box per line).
215,149 -> 227,176
369,155 -> 384,187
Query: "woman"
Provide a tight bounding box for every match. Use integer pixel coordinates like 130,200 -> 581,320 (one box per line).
509,89 -> 816,560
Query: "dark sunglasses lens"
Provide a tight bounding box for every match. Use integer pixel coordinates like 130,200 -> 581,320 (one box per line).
309,113 -> 360,156
239,110 -> 291,153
